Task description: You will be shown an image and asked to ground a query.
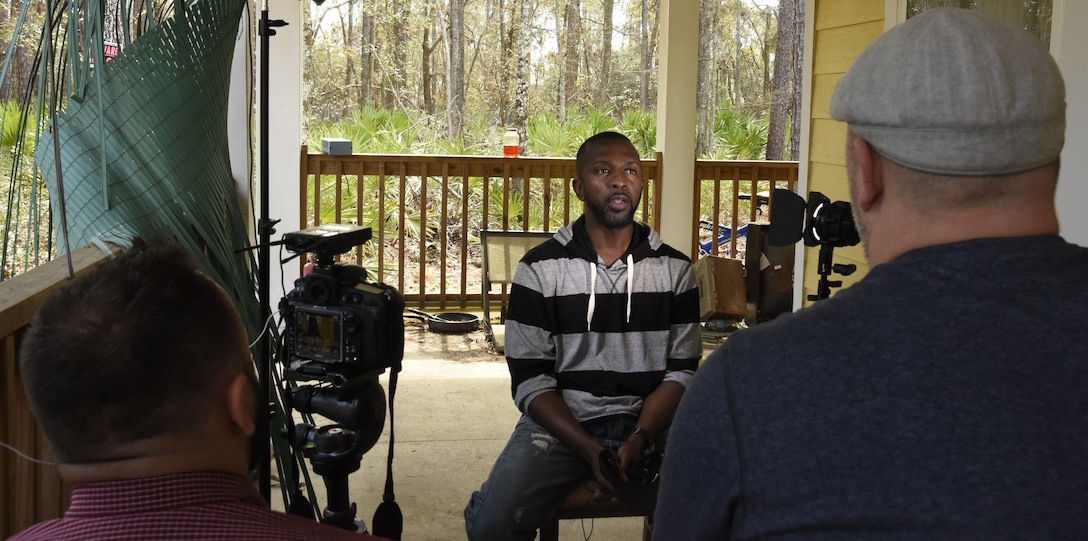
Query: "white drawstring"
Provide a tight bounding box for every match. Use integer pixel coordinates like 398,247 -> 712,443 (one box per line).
587,262 -> 597,331
625,254 -> 633,324
587,255 -> 634,328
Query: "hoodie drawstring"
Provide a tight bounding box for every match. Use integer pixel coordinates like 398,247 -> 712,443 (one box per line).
586,254 -> 635,330
625,253 -> 633,324
587,262 -> 597,330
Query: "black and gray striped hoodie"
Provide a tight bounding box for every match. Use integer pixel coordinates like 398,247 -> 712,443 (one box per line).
504,217 -> 703,422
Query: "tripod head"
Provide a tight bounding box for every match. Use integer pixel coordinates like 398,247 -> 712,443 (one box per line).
286,375 -> 387,531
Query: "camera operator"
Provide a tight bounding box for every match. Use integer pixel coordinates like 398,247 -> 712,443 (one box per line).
653,8 -> 1088,539
11,238 -> 384,540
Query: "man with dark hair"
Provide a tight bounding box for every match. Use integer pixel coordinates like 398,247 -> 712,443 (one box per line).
12,239 -> 381,540
465,131 -> 703,539
653,8 -> 1088,539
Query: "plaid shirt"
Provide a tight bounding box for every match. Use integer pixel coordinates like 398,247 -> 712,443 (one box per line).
9,471 -> 383,540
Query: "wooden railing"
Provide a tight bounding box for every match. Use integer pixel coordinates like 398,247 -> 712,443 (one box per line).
301,147 -> 799,311
692,160 -> 799,259
0,244 -> 118,538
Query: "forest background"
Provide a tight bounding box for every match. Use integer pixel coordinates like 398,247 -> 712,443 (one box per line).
303,0 -> 803,160
0,0 -> 803,281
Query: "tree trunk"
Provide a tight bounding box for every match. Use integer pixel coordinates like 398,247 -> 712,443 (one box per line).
515,0 -> 530,153
561,0 -> 581,118
696,0 -> 715,156
639,0 -> 650,110
341,1 -> 356,116
499,0 -> 514,124
392,0 -> 410,109
447,0 -> 465,140
598,0 -> 613,105
360,13 -> 373,107
733,0 -> 742,105
422,24 -> 433,114
0,0 -> 36,102
554,0 -> 565,118
766,0 -> 791,160
303,1 -> 316,116
788,0 -> 805,160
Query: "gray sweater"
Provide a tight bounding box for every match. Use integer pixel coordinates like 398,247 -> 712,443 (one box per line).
653,235 -> 1088,540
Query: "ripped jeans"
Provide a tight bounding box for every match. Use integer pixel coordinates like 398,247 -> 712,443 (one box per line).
464,413 -> 637,541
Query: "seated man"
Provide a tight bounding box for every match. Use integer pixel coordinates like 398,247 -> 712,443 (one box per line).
653,8 -> 1088,539
11,239 -> 382,540
464,131 -> 703,540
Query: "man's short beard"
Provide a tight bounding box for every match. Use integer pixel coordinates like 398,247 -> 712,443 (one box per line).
588,201 -> 636,230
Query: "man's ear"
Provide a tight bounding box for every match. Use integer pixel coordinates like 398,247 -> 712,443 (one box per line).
225,372 -> 257,437
572,177 -> 584,201
852,136 -> 884,213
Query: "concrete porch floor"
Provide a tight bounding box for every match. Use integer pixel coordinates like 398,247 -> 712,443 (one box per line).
273,319 -> 653,540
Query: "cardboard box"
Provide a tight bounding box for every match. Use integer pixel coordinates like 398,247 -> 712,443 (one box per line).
693,256 -> 748,321
321,137 -> 353,156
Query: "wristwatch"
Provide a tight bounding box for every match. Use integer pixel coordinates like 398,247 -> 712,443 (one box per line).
630,426 -> 656,452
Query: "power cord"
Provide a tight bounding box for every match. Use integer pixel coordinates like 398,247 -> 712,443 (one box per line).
580,518 -> 595,540
0,442 -> 55,466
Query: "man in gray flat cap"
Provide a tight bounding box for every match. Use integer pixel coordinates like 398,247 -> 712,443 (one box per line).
652,7 -> 1088,540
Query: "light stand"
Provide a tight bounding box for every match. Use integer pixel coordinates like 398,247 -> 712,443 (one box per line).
257,0 -> 286,503
808,243 -> 856,301
254,9 -> 404,536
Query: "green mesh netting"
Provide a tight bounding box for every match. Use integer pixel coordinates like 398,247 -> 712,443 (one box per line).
33,0 -> 258,328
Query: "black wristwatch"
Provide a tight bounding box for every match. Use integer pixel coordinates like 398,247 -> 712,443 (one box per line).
630,426 -> 656,452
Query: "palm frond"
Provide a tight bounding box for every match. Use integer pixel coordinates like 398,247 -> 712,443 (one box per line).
23,0 -> 258,331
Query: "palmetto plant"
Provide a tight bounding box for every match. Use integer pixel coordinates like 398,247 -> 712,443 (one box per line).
619,109 -> 657,158
709,102 -> 770,160
0,101 -> 46,278
528,113 -> 583,157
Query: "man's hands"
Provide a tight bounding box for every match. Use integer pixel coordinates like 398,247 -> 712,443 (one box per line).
593,427 -> 657,502
526,392 -> 609,487
614,427 -> 651,480
526,381 -> 685,502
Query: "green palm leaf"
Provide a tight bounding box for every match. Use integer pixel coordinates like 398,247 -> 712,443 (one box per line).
30,0 -> 258,330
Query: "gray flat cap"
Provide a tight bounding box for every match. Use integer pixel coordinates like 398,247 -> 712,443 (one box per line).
830,7 -> 1065,176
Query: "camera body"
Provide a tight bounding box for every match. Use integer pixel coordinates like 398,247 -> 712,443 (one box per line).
279,224 -> 404,377
283,271 -> 404,372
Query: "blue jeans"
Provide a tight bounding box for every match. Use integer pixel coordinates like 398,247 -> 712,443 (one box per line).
464,413 -> 638,541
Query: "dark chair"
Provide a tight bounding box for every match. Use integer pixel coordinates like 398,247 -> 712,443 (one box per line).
538,479 -> 651,541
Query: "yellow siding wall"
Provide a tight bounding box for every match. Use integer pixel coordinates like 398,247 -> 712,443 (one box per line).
802,0 -> 884,304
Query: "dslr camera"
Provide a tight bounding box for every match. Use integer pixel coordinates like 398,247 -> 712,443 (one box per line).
279,224 -> 404,380
276,224 -> 405,530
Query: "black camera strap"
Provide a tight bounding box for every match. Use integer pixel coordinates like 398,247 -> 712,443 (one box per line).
371,365 -> 402,539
